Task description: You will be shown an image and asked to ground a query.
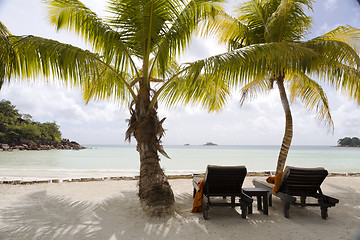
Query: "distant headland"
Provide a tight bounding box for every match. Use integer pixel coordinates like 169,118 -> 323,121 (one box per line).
337,137 -> 360,147
203,142 -> 218,146
0,99 -> 85,151
183,142 -> 218,146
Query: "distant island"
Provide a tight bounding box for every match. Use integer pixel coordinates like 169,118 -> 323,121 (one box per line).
203,142 -> 218,146
337,137 -> 360,147
0,100 -> 85,151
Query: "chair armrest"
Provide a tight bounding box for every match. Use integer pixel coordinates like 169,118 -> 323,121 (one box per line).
311,193 -> 339,204
241,192 -> 253,204
274,192 -> 297,203
322,194 -> 339,204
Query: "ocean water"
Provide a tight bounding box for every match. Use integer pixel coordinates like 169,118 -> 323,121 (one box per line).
0,145 -> 359,179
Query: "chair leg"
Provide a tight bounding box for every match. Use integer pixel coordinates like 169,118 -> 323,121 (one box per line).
203,196 -> 210,220
321,206 -> 328,220
301,196 -> 306,207
241,204 -> 247,219
269,194 -> 272,206
283,200 -> 290,218
263,193 -> 269,215
247,202 -> 253,214
257,195 -> 262,211
203,204 -> 209,220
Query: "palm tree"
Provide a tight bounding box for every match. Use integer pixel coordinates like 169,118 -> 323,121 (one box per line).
3,0 -> 224,216
162,0 -> 360,174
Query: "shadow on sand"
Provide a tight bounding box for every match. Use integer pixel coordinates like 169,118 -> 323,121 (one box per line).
0,191 -> 230,239
1,188 -> 348,240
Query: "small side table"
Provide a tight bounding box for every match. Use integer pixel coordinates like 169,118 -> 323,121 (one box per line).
243,188 -> 271,215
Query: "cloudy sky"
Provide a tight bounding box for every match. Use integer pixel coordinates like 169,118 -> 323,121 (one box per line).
0,0 -> 360,146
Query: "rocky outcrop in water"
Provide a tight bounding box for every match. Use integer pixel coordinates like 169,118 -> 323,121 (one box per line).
0,139 -> 86,151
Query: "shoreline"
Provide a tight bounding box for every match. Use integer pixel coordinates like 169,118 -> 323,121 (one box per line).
1,171 -> 359,185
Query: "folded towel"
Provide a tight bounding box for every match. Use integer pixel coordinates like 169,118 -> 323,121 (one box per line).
266,172 -> 283,194
191,178 -> 204,213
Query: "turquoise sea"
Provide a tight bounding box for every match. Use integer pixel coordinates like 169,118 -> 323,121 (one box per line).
0,145 -> 359,179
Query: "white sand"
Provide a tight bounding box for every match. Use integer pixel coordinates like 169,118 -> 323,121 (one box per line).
0,176 -> 359,240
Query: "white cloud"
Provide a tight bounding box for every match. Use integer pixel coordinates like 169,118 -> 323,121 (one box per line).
323,0 -> 338,12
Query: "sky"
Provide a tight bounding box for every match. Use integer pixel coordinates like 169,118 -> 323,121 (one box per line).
0,0 -> 360,146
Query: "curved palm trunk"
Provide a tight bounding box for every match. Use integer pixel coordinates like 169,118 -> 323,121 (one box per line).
133,81 -> 175,216
276,77 -> 293,174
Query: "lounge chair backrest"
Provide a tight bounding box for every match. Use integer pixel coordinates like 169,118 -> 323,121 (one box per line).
204,165 -> 247,196
279,166 -> 328,194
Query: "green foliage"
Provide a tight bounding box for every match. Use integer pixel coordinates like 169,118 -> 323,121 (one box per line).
0,100 -> 62,145
338,137 -> 360,147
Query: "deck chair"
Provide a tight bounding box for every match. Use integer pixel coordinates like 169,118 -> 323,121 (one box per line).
193,165 -> 252,220
253,166 -> 339,219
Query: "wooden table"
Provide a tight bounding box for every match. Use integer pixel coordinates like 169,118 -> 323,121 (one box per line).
243,188 -> 271,215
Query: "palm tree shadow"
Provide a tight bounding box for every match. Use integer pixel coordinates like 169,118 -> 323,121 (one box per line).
0,191 -> 98,240
0,190 -> 211,239
89,192 -> 210,239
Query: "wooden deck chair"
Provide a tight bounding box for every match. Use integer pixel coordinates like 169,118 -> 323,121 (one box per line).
193,165 -> 252,220
253,166 -> 339,219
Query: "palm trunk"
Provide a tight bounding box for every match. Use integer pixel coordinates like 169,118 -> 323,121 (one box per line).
133,81 -> 175,216
276,77 -> 293,174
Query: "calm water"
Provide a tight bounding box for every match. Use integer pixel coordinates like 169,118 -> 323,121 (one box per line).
0,145 -> 359,178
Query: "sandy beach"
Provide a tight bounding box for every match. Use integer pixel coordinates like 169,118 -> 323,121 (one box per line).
0,176 -> 359,240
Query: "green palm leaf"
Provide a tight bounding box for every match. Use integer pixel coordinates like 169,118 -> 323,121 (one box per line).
10,35 -> 132,105
159,72 -> 230,112
239,76 -> 272,105
0,21 -> 16,88
287,72 -> 333,129
183,41 -> 317,89
46,0 -> 137,74
152,0 -> 222,77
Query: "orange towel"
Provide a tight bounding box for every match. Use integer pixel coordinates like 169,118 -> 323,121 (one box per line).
191,178 -> 204,213
266,171 -> 283,194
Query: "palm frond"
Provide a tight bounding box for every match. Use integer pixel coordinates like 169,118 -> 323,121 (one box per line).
266,0 -> 313,42
307,25 -> 360,68
151,0 -> 223,77
9,35 -> 133,105
0,21 -> 16,88
309,25 -> 360,51
108,0 -> 182,58
197,9 -> 253,50
312,62 -> 360,105
45,0 -> 137,74
159,71 -> 230,112
0,21 -> 10,36
81,69 -> 131,104
182,41 -> 317,89
239,77 -> 272,105
287,72 -> 333,129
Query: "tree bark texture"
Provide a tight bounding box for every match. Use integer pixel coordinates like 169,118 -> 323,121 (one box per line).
128,81 -> 175,216
276,77 -> 293,174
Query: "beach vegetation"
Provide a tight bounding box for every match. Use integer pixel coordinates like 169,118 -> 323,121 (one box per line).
338,137 -> 360,147
0,100 -> 62,145
171,0 -> 360,174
